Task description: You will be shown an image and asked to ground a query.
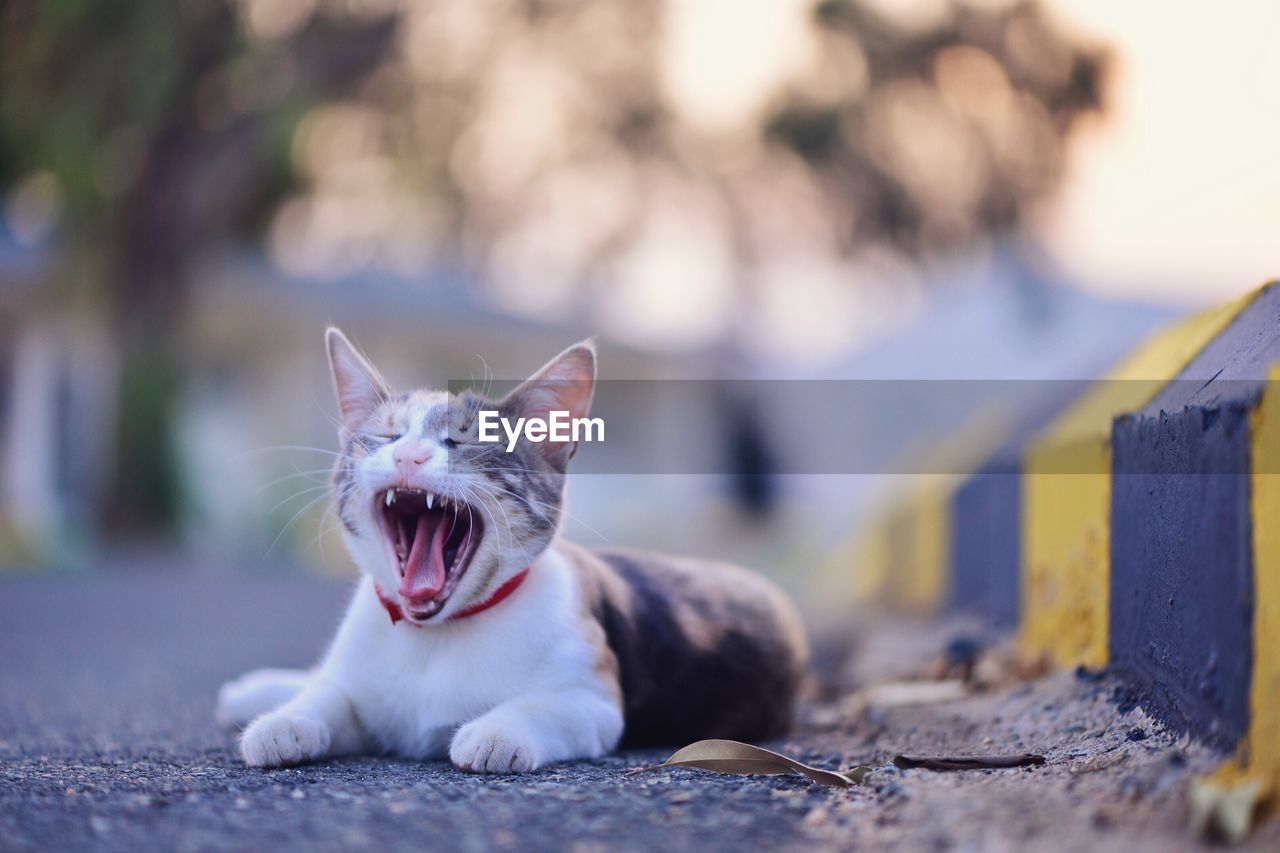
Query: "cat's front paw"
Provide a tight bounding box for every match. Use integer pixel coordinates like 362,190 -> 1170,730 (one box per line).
240,714 -> 331,768
450,719 -> 540,774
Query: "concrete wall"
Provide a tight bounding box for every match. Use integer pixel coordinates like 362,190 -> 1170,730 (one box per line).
844,280 -> 1280,808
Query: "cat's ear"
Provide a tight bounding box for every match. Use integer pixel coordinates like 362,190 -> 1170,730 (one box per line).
326,327 -> 391,436
505,338 -> 597,464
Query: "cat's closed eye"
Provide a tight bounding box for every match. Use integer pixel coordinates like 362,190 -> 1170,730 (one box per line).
359,433 -> 401,450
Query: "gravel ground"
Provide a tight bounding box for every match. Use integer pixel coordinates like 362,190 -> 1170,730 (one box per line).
1,566 -> 1276,851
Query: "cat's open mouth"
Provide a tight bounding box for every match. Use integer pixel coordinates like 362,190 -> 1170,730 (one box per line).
375,488 -> 483,621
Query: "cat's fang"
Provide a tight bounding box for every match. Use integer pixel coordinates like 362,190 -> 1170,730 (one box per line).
426,493 -> 434,510
385,490 -> 394,507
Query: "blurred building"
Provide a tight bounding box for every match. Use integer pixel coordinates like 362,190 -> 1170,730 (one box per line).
2,226 -> 1181,585
0,232 -> 117,566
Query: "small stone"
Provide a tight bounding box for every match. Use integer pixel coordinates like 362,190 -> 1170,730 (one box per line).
945,635 -> 983,668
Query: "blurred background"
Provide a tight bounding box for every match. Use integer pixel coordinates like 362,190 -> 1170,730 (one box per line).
1,0 -> 1276,601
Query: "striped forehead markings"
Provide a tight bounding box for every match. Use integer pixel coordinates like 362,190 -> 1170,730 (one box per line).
388,390 -> 450,439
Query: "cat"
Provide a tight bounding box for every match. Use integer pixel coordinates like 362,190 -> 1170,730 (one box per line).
216,329 -> 808,773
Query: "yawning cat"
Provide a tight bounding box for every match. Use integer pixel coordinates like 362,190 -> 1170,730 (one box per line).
216,329 -> 808,773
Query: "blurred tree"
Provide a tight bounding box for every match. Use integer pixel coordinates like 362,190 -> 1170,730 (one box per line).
0,0 -> 394,537
775,0 -> 1105,256
1,0 -> 1104,536
268,0 -> 1104,345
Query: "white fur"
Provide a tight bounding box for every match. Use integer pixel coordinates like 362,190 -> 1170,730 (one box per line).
216,667 -> 309,726
224,546 -> 623,772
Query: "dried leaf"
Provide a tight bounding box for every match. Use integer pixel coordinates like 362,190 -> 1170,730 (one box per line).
893,753 -> 1046,771
626,739 -> 871,787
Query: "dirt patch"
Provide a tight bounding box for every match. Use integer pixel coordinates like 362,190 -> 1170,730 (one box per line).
784,615 -> 1280,851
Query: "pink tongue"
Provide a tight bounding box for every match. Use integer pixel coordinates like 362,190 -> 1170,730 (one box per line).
399,513 -> 452,602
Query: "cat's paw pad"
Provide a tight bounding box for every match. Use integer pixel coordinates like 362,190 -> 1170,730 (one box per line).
240,714 -> 331,768
450,720 -> 540,774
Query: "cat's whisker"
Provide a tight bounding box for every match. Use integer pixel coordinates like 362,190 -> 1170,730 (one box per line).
460,480 -> 534,569
462,450 -> 576,477
467,479 -> 550,524
457,482 -> 504,547
266,487 -> 334,557
475,353 -> 494,400
460,482 -> 540,569
239,445 -> 345,460
303,502 -> 341,559
470,479 -> 612,544
462,484 -> 510,569
266,484 -> 330,518
468,478 -> 555,511
475,483 -> 518,541
309,387 -> 348,435
256,467 -> 336,494
463,502 -> 475,562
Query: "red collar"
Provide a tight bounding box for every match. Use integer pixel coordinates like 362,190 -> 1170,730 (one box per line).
374,569 -> 530,626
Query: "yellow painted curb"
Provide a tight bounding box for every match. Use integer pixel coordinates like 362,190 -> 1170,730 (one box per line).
851,403 -> 1016,615
1020,288 -> 1261,668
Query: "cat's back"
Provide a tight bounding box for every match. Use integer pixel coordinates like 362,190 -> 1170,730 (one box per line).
559,540 -> 809,747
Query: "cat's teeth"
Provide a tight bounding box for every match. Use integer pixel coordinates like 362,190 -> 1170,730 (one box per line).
385,490 -> 395,507
426,493 -> 435,510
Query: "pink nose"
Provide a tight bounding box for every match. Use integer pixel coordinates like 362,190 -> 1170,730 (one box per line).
393,442 -> 432,477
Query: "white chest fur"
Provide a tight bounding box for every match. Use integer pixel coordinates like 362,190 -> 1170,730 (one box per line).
319,548 -> 602,759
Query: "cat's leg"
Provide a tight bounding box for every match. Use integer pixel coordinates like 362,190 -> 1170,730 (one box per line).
216,667 -> 310,727
239,674 -> 366,767
449,688 -> 623,774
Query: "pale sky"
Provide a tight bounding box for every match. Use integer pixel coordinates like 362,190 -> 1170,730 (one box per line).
661,0 -> 1280,315
1041,0 -> 1280,306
